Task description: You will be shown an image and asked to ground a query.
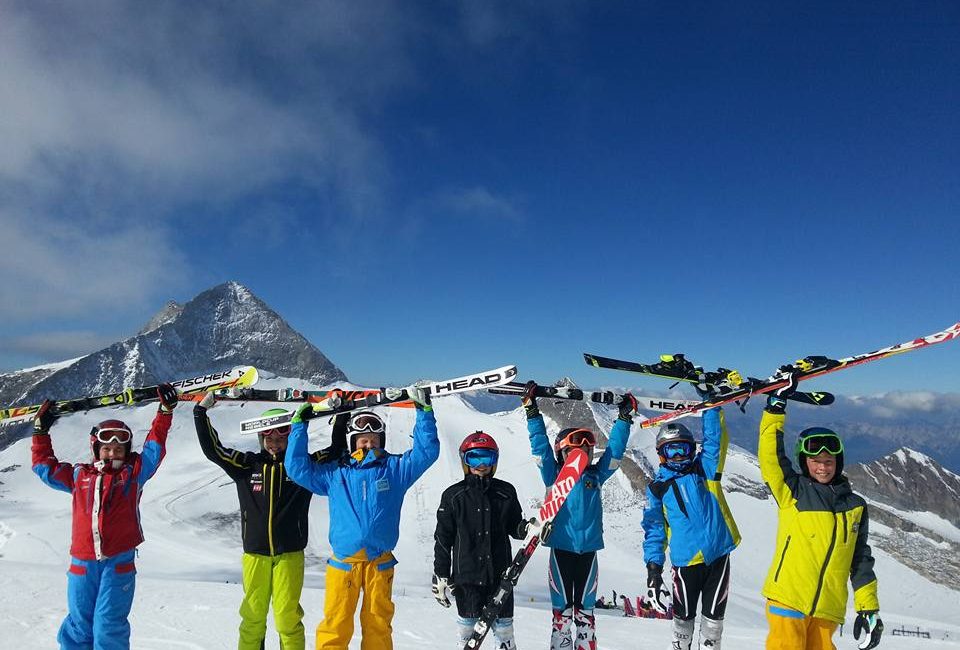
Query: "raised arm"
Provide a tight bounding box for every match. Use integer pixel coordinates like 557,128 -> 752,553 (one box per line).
597,395 -> 636,483
134,383 -> 177,485
699,407 -> 728,480
30,401 -> 74,494
194,394 -> 252,479
399,403 -> 440,489
284,404 -> 332,495
758,407 -> 799,508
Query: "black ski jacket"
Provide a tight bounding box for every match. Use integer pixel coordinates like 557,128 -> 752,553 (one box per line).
194,404 -> 345,556
434,474 -> 525,586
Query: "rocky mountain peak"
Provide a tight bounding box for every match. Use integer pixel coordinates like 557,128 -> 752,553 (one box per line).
847,446 -> 960,527
139,300 -> 184,335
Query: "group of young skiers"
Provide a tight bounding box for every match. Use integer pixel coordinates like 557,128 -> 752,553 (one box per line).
28,367 -> 884,650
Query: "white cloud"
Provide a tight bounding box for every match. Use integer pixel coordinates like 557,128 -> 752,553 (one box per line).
425,186 -> 524,221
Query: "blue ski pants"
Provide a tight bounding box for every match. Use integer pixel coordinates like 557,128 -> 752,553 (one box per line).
58,550 -> 137,650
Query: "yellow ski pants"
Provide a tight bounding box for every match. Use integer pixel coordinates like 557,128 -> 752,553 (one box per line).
239,551 -> 306,650
316,552 -> 396,650
765,600 -> 838,650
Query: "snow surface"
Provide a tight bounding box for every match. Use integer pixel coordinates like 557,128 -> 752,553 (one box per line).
1,388 -> 958,649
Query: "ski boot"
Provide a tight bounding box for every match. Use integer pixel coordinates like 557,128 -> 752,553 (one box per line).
573,608 -> 596,650
550,607 -> 573,650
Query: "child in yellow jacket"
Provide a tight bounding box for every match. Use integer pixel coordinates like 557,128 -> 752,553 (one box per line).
758,367 -> 883,650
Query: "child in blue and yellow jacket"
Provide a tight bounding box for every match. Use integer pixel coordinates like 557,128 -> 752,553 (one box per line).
285,387 -> 439,650
642,405 -> 741,650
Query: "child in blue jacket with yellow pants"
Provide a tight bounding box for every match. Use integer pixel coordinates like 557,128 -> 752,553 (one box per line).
285,387 -> 439,650
642,405 -> 741,650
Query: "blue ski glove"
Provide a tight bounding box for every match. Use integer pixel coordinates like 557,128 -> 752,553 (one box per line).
33,399 -> 57,434
617,393 -> 639,423
766,364 -> 801,414
521,381 -> 540,419
854,611 -> 883,649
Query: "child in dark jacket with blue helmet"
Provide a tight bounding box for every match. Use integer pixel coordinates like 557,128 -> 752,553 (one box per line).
642,405 -> 741,650
522,382 -> 635,650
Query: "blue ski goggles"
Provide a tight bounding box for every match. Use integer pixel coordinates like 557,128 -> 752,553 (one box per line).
661,441 -> 694,460
463,448 -> 498,468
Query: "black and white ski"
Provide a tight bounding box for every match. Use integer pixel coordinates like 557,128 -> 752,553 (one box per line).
240,365 -> 518,434
464,447 -> 590,650
636,321 -> 960,429
488,382 -> 702,414
583,353 -> 834,406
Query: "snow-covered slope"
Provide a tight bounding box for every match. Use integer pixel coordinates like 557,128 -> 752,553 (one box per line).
1,385 -> 958,649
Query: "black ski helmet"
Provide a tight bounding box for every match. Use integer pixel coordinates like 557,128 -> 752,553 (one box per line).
795,427 -> 844,479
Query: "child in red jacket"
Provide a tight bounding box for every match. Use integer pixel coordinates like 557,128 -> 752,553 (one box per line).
31,384 -> 177,650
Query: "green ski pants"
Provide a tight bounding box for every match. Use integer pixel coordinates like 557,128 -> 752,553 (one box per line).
239,551 -> 306,650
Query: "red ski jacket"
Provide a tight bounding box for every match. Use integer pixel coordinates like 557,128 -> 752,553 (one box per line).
32,411 -> 171,560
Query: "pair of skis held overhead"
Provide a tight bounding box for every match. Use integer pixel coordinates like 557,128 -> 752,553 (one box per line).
2,323 -> 958,650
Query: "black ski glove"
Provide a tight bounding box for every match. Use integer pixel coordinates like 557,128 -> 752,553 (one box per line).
33,399 -> 57,434
521,381 -> 540,419
854,611 -> 883,649
766,364 -> 801,414
617,393 -> 639,423
157,383 -> 178,413
645,562 -> 663,592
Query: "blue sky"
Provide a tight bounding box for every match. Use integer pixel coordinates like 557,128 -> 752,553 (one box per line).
1,1 -> 958,394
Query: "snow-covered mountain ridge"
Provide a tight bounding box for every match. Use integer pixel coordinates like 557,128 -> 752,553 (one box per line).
0,282 -> 345,450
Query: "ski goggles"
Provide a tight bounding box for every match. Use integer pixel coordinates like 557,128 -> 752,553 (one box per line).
463,448 -> 499,468
348,413 -> 385,435
558,429 -> 597,449
661,441 -> 694,460
262,425 -> 291,437
797,431 -> 843,456
94,427 -> 132,445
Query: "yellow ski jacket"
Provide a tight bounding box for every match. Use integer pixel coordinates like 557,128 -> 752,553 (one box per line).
758,409 -> 879,624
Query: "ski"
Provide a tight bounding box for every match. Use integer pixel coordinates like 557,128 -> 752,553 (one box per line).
0,366 -> 259,428
179,386 -> 412,407
464,447 -> 590,650
240,365 -> 518,434
583,353 -> 834,406
636,321 -> 960,429
488,382 -> 703,414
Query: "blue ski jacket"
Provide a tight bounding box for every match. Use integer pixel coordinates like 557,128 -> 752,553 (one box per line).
285,407 -> 440,561
642,407 -> 741,568
528,415 -> 630,553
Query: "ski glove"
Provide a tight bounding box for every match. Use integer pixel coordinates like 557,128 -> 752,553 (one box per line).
521,517 -> 552,543
766,364 -> 801,414
432,575 -> 452,608
854,611 -> 884,649
618,392 -> 639,423
645,562 -> 668,614
33,399 -> 56,434
157,383 -> 178,412
405,384 -> 432,410
197,391 -> 216,410
521,381 -> 540,419
292,402 -> 319,424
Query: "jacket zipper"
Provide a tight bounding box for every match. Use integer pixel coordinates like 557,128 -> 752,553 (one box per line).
808,515 -> 838,616
267,463 -> 276,556
842,511 -> 848,544
774,535 -> 791,582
